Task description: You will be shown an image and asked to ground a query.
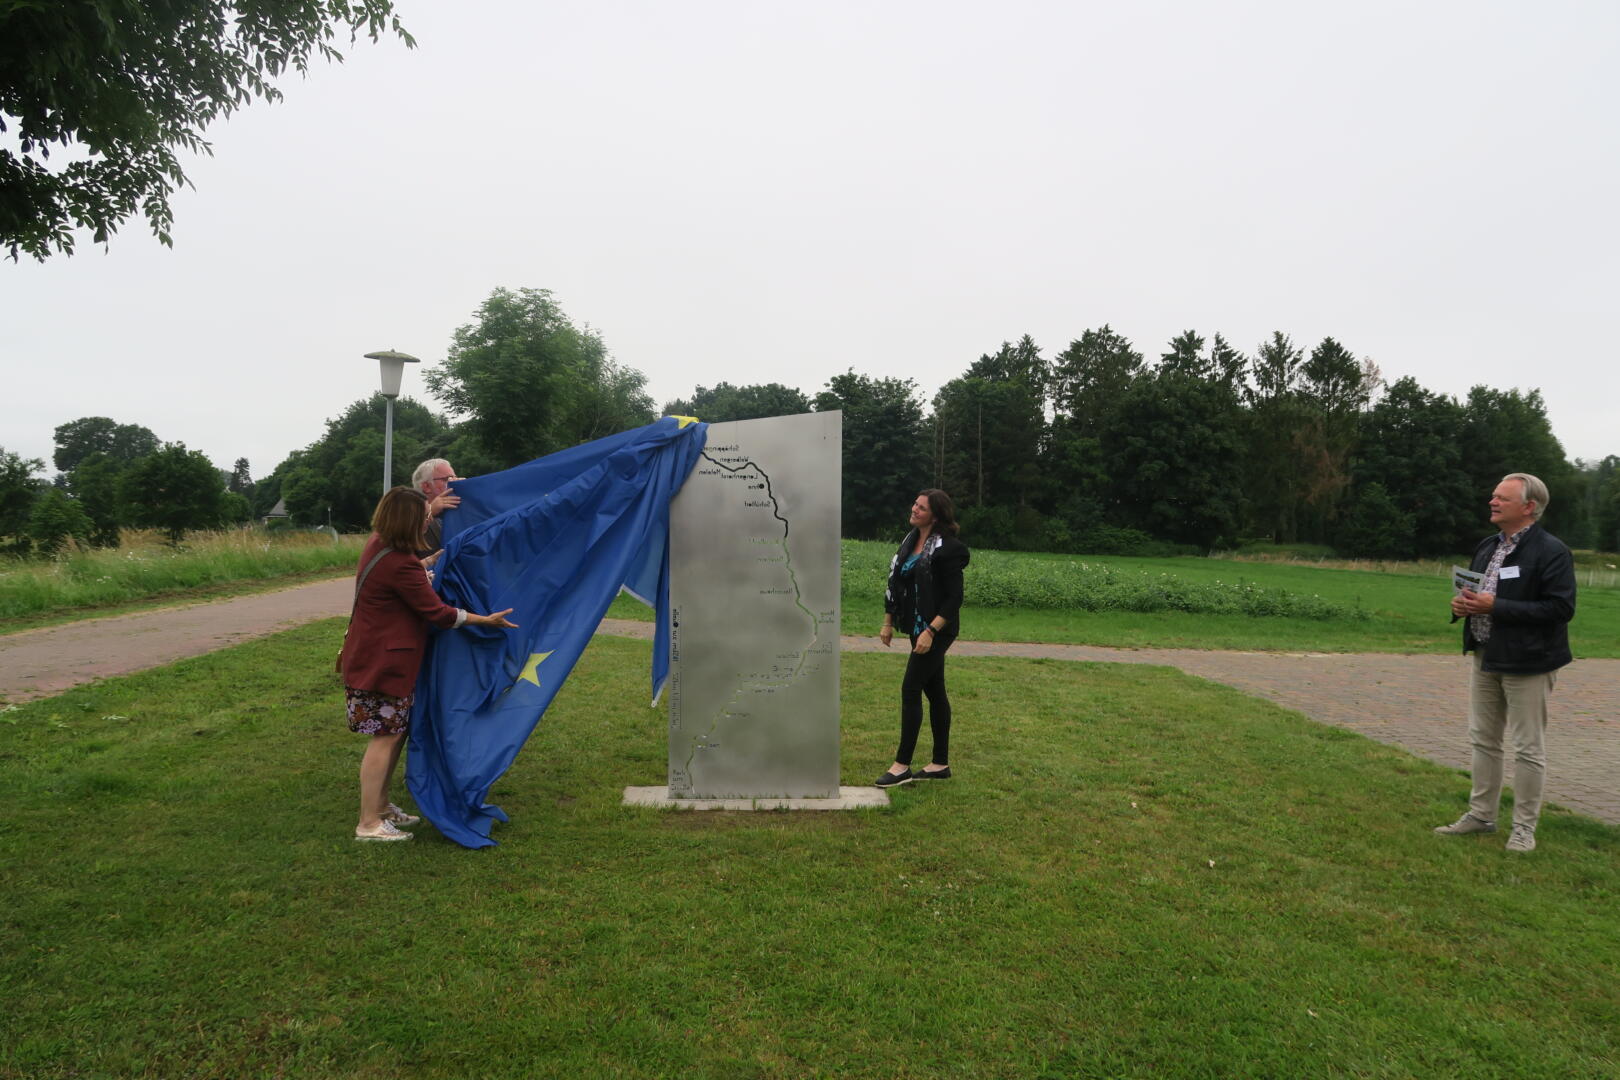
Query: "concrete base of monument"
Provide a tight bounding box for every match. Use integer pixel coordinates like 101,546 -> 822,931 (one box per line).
621,785 -> 890,811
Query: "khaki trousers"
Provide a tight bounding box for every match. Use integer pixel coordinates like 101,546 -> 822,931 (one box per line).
1467,652 -> 1556,831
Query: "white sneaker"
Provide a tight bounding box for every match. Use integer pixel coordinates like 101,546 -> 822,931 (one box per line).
1505,826 -> 1537,853
382,803 -> 420,827
355,820 -> 412,842
1433,813 -> 1496,836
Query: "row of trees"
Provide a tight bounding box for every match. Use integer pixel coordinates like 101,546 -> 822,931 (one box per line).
1,418 -> 255,554
11,286 -> 1615,560
671,331 -> 1616,558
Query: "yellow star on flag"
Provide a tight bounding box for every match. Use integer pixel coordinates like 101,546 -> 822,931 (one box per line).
516,651 -> 554,688
670,415 -> 700,428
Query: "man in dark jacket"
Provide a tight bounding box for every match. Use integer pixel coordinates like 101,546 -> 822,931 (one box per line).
1434,472 -> 1576,853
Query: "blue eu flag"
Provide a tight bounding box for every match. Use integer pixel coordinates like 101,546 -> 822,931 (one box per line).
407,416 -> 708,848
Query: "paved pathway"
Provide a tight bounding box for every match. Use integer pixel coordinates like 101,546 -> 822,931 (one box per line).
3,580 -> 1616,824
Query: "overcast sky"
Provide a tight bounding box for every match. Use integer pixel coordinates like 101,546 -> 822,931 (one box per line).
5,0 -> 1617,481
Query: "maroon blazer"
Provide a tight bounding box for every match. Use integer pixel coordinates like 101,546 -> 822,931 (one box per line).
339,534 -> 462,698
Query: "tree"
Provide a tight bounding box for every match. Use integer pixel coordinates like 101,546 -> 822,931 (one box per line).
1354,377 -> 1475,554
1103,370 -> 1245,548
0,446 -> 47,552
257,395 -> 450,529
65,451 -> 128,547
52,417 -> 159,473
426,288 -> 654,470
1460,387 -> 1572,526
812,372 -> 929,539
26,488 -> 92,557
1,2 -> 413,260
1047,326 -> 1145,529
120,442 -> 225,542
228,457 -> 254,496
662,382 -> 811,423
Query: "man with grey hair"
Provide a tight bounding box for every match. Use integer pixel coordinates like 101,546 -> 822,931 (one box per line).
1436,472 -> 1576,852
411,458 -> 459,557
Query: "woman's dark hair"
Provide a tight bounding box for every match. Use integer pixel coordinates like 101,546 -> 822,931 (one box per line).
372,486 -> 429,553
918,488 -> 959,536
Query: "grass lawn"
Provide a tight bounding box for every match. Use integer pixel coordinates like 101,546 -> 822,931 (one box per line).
3,625 -> 1617,1078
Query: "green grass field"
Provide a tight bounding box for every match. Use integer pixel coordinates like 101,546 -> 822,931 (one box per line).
0,529 -> 362,631
3,625 -> 1617,1078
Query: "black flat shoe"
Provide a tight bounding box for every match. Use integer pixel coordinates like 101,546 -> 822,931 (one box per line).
914,766 -> 952,780
875,769 -> 914,787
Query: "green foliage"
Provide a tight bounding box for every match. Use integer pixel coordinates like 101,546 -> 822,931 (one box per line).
257,395 -> 450,529
1355,377 -> 1477,555
1339,481 -> 1418,560
662,381 -> 810,422
119,442 -> 224,543
63,451 -> 126,547
1105,370 -> 1244,547
0,446 -> 46,553
0,529 -> 362,623
426,287 -> 654,469
933,336 -> 1047,512
50,416 -> 158,472
23,488 -> 91,556
813,371 -> 929,539
1,1 -> 413,259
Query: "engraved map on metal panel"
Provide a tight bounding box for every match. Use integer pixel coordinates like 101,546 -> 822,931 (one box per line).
667,411 -> 841,799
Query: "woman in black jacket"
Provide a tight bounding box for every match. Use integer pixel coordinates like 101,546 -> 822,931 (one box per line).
877,489 -> 970,787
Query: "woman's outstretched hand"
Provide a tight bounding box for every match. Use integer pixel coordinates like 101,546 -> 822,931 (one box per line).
469,608 -> 519,629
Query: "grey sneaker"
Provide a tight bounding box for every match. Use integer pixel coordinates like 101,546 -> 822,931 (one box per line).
1434,813 -> 1496,835
355,820 -> 413,842
1505,826 -> 1537,853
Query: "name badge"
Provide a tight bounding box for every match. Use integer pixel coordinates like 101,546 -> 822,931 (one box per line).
1499,565 -> 1521,580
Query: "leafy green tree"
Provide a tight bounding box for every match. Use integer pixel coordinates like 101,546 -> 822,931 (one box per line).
812,372 -> 929,539
26,488 -> 92,556
65,452 -> 128,547
1156,330 -> 1208,380
1354,377 -> 1475,555
228,457 -> 254,497
662,382 -> 811,422
932,337 -> 1049,515
1103,369 -> 1245,548
219,490 -> 253,526
1338,481 -> 1417,560
120,442 -> 225,543
1243,332 -> 1309,542
1292,337 -> 1375,540
0,446 -> 47,553
426,288 -> 655,469
1,1 -> 413,260
1050,326 -> 1143,435
52,417 -> 159,473
1460,387 -> 1573,528
257,396 -> 450,528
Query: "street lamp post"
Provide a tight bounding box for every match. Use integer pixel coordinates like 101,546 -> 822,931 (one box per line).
365,349 -> 421,495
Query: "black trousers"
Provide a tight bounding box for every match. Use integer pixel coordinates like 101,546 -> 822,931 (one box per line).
895,632 -> 955,767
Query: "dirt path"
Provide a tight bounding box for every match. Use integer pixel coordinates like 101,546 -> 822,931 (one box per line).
4,581 -> 1615,824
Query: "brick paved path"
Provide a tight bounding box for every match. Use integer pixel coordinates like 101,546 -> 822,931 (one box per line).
3,583 -> 1615,823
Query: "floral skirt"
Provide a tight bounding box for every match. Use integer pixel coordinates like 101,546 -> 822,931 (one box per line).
345,687 -> 414,736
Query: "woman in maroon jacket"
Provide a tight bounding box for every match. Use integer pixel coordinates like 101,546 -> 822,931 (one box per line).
339,487 -> 517,841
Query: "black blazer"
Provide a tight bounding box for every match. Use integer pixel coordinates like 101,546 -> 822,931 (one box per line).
1455,522 -> 1576,674
885,530 -> 970,638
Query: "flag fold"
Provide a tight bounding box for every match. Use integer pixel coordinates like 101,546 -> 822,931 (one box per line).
406,417 -> 708,848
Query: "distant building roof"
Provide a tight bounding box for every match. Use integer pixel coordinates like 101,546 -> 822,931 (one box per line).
265,498 -> 289,520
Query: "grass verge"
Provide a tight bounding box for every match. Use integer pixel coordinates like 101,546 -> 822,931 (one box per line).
0,530 -> 363,632
2,626 -> 1616,1078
